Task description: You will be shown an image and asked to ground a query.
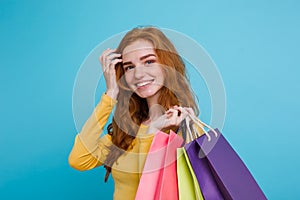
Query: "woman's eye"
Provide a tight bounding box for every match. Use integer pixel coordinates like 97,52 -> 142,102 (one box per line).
145,60 -> 155,65
124,65 -> 134,72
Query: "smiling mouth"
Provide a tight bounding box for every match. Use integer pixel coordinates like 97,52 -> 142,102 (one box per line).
135,80 -> 154,87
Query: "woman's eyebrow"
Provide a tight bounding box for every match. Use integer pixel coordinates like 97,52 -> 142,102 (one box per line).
122,61 -> 132,66
122,54 -> 156,66
140,54 -> 156,61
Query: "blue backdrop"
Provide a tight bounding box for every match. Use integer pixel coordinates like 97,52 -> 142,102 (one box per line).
1,0 -> 299,199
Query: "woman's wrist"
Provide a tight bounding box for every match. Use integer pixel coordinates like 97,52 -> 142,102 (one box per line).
106,89 -> 118,100
146,118 -> 165,134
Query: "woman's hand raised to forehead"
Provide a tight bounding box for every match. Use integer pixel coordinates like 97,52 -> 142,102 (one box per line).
146,106 -> 196,134
99,48 -> 122,100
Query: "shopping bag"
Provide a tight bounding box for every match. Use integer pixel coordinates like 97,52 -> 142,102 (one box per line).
185,114 -> 267,200
177,147 -> 204,200
135,130 -> 183,200
157,130 -> 183,200
196,128 -> 267,200
185,140 -> 224,200
135,131 -> 168,200
183,116 -> 224,200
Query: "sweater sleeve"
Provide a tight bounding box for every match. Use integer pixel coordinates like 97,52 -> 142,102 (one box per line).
68,94 -> 117,171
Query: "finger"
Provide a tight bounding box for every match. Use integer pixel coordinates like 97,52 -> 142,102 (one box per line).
107,58 -> 122,72
104,48 -> 117,59
103,49 -> 116,69
185,107 -> 195,116
165,108 -> 178,116
106,52 -> 122,62
171,107 -> 191,125
101,48 -> 117,69
175,106 -> 186,115
175,107 -> 188,123
176,106 -> 195,117
168,105 -> 185,117
166,105 -> 181,113
99,48 -> 111,66
166,108 -> 179,125
105,54 -> 122,71
100,49 -> 112,71
179,111 -> 189,121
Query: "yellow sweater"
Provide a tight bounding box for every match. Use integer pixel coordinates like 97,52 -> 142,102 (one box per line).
68,94 -> 155,200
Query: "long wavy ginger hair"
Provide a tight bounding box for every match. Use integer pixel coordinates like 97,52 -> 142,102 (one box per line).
104,27 -> 199,181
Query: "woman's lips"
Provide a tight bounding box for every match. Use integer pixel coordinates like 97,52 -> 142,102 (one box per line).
135,80 -> 154,89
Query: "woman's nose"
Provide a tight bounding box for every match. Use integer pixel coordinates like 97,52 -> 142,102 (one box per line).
134,65 -> 145,79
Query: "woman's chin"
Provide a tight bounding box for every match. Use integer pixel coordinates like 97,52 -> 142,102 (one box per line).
135,89 -> 161,100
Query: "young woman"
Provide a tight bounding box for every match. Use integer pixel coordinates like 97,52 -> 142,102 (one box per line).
68,26 -> 200,200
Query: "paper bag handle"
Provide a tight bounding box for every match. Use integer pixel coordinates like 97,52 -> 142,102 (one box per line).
184,111 -> 218,142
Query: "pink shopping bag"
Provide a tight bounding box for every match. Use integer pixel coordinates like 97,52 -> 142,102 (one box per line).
135,130 -> 183,200
157,131 -> 184,200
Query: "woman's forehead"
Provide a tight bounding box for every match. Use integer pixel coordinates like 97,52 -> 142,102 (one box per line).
122,40 -> 155,56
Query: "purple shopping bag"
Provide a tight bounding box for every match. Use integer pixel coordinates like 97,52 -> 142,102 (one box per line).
195,129 -> 267,200
185,140 -> 224,200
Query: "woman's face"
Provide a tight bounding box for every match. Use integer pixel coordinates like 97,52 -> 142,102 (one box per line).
122,39 -> 165,101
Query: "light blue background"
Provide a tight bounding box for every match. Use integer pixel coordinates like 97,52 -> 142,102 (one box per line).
1,0 -> 299,199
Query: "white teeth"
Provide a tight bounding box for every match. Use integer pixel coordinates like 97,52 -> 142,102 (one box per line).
136,80 -> 153,87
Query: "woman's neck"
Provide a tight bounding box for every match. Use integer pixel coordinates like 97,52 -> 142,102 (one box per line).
146,93 -> 159,108
145,91 -> 164,120
142,104 -> 165,126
